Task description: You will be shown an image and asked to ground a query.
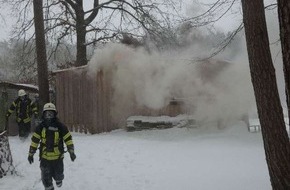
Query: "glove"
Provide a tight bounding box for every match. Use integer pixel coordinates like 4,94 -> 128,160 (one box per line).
69,152 -> 76,162
28,154 -> 34,164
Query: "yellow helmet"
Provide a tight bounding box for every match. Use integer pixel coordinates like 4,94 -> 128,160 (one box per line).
18,89 -> 26,97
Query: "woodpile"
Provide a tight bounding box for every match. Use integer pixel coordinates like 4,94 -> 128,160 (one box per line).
0,131 -> 14,178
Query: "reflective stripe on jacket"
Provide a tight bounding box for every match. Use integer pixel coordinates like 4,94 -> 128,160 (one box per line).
7,97 -> 38,123
29,120 -> 74,161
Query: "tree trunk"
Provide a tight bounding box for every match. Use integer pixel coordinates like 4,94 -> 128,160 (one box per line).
75,3 -> 87,67
0,131 -> 14,178
241,0 -> 290,188
277,0 -> 290,125
33,0 -> 50,107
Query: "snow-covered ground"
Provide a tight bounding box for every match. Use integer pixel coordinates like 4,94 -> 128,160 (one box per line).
1,122 -> 271,190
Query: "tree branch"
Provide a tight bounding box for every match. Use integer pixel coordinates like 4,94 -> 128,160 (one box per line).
85,0 -> 99,25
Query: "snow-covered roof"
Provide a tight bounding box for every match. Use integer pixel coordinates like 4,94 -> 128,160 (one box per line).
0,81 -> 38,92
52,65 -> 87,74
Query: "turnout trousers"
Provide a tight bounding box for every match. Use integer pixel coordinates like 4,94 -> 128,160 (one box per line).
18,121 -> 31,139
40,158 -> 64,190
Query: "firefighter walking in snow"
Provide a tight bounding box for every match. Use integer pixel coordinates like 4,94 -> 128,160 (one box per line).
6,89 -> 38,139
28,103 -> 76,190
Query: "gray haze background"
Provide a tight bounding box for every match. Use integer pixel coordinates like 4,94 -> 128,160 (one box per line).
0,0 -> 286,119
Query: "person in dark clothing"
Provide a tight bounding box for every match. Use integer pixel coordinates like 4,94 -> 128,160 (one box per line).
6,89 -> 38,139
32,93 -> 41,118
28,103 -> 76,190
32,93 -> 42,128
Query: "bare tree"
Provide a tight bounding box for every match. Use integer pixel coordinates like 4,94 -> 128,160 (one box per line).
33,0 -> 49,106
241,0 -> 290,188
3,0 -> 184,66
185,0 -> 279,60
277,0 -> 290,125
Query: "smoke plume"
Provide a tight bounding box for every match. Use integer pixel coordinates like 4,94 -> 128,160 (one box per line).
87,33 -> 255,127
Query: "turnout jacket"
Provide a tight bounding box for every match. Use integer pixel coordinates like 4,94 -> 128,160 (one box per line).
6,97 -> 38,123
29,119 -> 74,161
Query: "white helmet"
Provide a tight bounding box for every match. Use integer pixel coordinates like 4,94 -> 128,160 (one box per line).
43,103 -> 57,112
18,89 -> 26,97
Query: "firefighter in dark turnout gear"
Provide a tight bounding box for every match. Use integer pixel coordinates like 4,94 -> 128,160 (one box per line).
6,89 -> 38,139
28,103 -> 76,190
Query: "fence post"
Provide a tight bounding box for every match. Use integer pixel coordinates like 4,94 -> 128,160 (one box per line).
0,91 -> 8,132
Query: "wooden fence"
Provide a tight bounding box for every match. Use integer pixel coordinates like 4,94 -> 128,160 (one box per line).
53,67 -> 186,134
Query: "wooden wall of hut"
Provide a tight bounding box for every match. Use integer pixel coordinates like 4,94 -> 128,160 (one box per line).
54,68 -> 115,134
54,67 -> 188,134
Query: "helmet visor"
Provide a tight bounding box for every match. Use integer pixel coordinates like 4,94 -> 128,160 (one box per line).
44,110 -> 55,119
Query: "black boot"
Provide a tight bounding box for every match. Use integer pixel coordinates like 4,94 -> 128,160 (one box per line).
56,180 -> 62,187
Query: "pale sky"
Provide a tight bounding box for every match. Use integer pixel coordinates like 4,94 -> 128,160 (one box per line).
0,0 -> 243,41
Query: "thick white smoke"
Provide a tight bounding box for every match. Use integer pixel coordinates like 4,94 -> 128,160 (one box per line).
85,0 -> 288,128
87,37 -> 255,127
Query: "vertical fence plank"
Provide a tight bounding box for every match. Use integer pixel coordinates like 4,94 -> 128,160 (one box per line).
54,67 -> 184,134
